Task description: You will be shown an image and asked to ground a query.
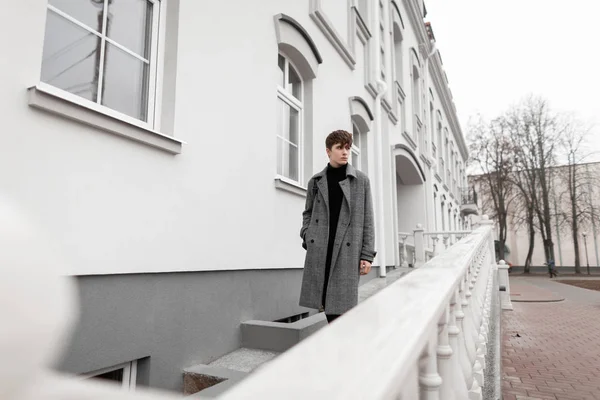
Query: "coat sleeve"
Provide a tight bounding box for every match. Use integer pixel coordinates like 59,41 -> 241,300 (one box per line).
361,177 -> 377,262
300,178 -> 315,248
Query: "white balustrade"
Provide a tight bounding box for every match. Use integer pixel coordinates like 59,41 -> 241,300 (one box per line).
4,192 -> 500,400
218,216 -> 498,399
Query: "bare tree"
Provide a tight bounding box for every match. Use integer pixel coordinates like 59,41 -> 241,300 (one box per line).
468,116 -> 515,261
554,119 -> 599,272
506,96 -> 560,263
508,168 -> 537,272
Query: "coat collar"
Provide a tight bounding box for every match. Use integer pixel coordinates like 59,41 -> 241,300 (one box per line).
314,163 -> 357,179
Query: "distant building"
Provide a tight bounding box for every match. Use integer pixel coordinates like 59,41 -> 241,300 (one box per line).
470,162 -> 600,268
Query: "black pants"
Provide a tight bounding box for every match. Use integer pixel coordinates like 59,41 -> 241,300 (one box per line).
326,314 -> 340,323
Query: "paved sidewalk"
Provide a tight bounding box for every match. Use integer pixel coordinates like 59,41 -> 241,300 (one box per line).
502,277 -> 600,399
510,280 -> 565,302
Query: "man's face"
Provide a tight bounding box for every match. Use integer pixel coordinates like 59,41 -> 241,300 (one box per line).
326,142 -> 350,167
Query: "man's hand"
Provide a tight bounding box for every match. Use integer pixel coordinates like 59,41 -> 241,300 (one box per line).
360,260 -> 372,275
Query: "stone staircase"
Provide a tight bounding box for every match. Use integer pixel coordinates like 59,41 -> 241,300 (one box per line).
183,266 -> 413,398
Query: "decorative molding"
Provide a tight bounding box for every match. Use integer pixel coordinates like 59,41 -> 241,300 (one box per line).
403,0 -> 429,46
434,173 -> 442,183
382,98 -> 393,115
396,81 -> 406,100
402,130 -> 417,151
366,82 -> 377,99
420,154 -> 432,169
349,96 -> 374,120
28,85 -> 183,154
354,6 -> 371,38
393,143 -> 427,182
388,110 -> 399,125
390,1 -> 405,29
274,176 -> 307,197
276,14 -> 324,64
310,0 -> 356,69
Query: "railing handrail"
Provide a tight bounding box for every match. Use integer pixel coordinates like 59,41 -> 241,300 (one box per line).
218,225 -> 494,399
423,230 -> 471,236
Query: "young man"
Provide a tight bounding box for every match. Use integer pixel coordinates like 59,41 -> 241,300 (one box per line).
299,130 -> 377,323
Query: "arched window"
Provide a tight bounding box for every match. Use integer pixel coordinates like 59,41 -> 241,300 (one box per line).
349,96 -> 373,175
273,14 -> 322,190
277,55 -> 303,183
351,122 -> 363,170
433,185 -> 439,230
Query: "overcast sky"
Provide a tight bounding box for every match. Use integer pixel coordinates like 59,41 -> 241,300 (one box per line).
425,0 -> 600,160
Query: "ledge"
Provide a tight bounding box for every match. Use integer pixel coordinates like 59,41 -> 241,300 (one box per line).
310,0 -> 355,69
274,176 -> 307,197
27,84 -> 183,154
402,131 -> 418,151
419,154 -> 432,169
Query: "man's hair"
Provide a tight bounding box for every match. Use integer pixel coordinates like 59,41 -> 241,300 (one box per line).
325,130 -> 353,150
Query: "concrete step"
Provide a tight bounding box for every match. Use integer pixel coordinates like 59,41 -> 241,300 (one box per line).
208,347 -> 280,373
184,348 -> 279,398
241,312 -> 328,352
185,266 -> 414,398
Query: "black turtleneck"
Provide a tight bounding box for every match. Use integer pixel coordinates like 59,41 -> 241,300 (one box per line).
326,163 -> 347,243
322,163 -> 347,307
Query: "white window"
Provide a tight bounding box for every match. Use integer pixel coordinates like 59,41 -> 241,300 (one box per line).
41,0 -> 161,124
277,54 -> 303,183
351,123 -> 362,170
80,361 -> 137,391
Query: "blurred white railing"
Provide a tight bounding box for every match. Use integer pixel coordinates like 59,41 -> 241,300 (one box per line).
3,192 -> 499,400
218,217 -> 497,399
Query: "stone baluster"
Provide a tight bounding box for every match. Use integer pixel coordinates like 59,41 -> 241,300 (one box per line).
455,278 -> 475,391
431,235 -> 440,256
419,334 -> 442,400
437,305 -> 456,400
400,234 -> 409,267
442,234 -> 449,251
414,224 -> 425,268
397,366 -> 419,400
448,288 -> 469,398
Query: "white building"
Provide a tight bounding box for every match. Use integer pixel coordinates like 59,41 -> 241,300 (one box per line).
1,0 -> 469,392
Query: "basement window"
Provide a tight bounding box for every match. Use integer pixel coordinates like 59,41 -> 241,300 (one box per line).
274,312 -> 309,323
80,360 -> 137,390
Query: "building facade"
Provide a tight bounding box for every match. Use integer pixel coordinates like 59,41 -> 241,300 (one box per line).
1,0 -> 468,392
471,162 -> 600,268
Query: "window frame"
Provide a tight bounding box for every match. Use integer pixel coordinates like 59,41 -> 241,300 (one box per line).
42,0 -> 162,128
351,122 -> 362,171
276,54 -> 304,185
78,360 -> 137,391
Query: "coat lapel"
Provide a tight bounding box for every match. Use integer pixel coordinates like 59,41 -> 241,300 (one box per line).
316,175 -> 330,214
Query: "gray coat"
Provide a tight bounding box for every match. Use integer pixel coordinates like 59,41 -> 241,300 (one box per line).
299,164 -> 376,315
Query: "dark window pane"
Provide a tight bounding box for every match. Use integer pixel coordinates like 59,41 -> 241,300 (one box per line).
288,64 -> 301,100
41,11 -> 100,102
101,42 -> 149,120
49,0 -> 104,33
107,0 -> 153,58
278,55 -> 285,86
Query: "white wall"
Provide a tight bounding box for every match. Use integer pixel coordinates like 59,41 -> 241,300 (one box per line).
0,0 -> 467,275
